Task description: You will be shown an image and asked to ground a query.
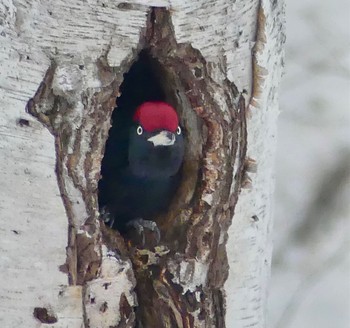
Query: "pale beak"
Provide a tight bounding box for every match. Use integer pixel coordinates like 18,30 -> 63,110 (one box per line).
147,131 -> 175,147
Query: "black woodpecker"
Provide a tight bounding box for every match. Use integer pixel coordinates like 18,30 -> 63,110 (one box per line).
99,101 -> 184,237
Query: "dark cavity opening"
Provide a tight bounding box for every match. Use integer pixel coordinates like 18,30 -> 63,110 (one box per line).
98,51 -> 182,238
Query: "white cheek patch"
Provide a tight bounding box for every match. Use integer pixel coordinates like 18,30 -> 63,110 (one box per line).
148,131 -> 175,147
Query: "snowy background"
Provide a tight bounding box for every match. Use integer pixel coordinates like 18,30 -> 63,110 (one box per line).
268,1 -> 350,327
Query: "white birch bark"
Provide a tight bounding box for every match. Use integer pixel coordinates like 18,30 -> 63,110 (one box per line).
0,1 -> 284,327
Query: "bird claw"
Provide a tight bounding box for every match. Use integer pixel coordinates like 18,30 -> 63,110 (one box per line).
100,207 -> 115,228
126,218 -> 161,246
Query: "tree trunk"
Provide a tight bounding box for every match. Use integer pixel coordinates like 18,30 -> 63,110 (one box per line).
0,1 -> 284,327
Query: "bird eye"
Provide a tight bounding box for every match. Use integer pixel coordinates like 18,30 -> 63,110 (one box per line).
136,126 -> 143,135
176,126 -> 181,135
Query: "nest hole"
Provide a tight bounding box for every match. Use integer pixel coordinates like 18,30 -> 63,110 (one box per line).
98,50 -> 184,241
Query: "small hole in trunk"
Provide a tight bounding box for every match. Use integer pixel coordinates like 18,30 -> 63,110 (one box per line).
98,51 -> 183,242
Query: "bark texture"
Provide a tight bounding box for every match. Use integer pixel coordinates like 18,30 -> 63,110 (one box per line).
0,1 -> 284,327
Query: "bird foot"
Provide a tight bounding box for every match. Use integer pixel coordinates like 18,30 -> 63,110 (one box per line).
126,218 -> 161,247
99,207 -> 115,228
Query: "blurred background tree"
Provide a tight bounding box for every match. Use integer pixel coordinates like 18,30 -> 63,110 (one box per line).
269,1 -> 350,327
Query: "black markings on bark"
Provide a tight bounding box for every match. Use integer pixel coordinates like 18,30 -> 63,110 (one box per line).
17,118 -> 30,127
33,307 -> 58,324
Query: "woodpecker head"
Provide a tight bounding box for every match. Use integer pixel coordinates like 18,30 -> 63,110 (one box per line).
128,101 -> 184,178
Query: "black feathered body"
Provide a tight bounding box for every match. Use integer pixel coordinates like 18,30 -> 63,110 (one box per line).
99,123 -> 184,231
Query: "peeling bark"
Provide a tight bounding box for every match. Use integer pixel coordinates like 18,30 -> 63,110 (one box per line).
0,1 -> 284,327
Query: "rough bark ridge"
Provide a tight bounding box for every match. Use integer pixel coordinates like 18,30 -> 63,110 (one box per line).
0,1 -> 284,327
